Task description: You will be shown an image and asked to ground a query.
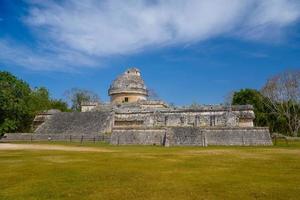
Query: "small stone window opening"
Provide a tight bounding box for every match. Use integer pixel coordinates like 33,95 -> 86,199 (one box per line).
164,116 -> 168,126
124,97 -> 129,102
180,116 -> 185,125
210,115 -> 216,127
194,115 -> 199,127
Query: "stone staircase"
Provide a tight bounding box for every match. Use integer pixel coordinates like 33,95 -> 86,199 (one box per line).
35,111 -> 112,135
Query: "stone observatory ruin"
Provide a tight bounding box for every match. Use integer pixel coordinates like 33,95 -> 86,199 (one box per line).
3,67 -> 272,146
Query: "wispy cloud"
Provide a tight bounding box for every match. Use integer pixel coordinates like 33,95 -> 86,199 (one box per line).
0,39 -> 98,72
1,0 -> 300,71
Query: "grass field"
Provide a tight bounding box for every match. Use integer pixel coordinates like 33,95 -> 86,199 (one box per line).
1,140 -> 300,200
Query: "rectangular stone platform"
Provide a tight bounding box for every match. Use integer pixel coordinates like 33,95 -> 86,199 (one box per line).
111,127 -> 272,146
1,127 -> 272,146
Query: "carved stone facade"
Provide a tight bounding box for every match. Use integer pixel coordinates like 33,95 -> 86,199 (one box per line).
113,105 -> 254,129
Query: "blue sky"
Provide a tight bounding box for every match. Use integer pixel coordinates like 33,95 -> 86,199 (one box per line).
0,0 -> 300,105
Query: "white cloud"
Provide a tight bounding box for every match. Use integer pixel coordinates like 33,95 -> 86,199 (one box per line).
1,0 -> 300,71
0,39 -> 98,72
238,0 -> 300,40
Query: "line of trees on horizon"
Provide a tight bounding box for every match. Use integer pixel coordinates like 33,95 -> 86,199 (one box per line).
1,69 -> 299,137
231,70 -> 300,137
179,70 -> 300,137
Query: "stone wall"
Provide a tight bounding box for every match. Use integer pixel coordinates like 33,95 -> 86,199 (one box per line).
111,127 -> 166,145
169,127 -> 272,146
114,107 -> 254,128
2,127 -> 272,146
168,127 -> 205,146
110,127 -> 272,146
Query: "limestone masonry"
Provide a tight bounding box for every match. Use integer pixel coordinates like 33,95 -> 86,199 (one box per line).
2,68 -> 272,146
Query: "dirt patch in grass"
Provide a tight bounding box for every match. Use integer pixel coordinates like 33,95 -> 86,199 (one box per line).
263,148 -> 300,155
0,143 -> 115,152
41,155 -> 88,163
183,149 -> 236,155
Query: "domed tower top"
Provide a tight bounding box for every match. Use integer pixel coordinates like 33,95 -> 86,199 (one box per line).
126,68 -> 141,76
108,67 -> 148,104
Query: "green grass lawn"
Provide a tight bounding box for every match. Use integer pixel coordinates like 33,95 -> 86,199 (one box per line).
1,141 -> 300,200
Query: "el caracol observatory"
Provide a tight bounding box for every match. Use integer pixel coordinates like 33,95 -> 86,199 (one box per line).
2,67 -> 272,146
108,68 -> 148,104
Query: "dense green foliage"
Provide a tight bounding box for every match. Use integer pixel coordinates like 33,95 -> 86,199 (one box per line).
50,99 -> 69,112
232,89 -> 298,136
0,71 -> 32,134
29,87 -> 69,112
232,89 -> 269,126
1,142 -> 300,200
0,71 -> 69,135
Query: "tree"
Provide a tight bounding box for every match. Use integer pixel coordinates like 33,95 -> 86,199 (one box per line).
224,91 -> 235,106
261,70 -> 300,137
50,100 -> 70,112
232,89 -> 269,127
0,71 -> 70,135
147,88 -> 160,100
187,102 -> 202,109
65,88 -> 100,111
27,87 -> 51,114
27,87 -> 69,114
0,71 -> 32,134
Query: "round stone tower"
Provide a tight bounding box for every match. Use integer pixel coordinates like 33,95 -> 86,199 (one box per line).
108,68 -> 148,104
